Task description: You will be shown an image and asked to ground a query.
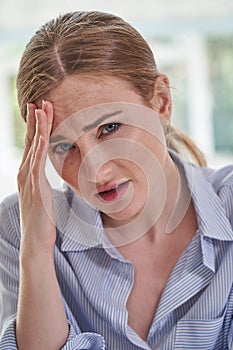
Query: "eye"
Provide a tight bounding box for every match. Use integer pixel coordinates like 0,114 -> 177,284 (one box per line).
100,123 -> 121,136
51,142 -> 75,155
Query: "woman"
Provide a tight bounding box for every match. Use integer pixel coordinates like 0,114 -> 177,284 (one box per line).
0,11 -> 233,350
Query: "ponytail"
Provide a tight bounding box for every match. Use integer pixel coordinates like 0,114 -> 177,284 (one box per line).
163,123 -> 207,167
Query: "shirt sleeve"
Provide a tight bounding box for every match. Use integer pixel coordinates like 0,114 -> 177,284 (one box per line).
0,197 -> 20,343
62,322 -> 105,349
0,195 -> 105,349
0,320 -> 105,350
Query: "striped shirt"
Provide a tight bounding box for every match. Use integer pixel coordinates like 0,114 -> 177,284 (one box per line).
0,152 -> 233,349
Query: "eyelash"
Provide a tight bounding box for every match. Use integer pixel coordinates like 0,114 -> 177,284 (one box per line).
51,123 -> 122,156
99,122 -> 121,137
51,143 -> 75,156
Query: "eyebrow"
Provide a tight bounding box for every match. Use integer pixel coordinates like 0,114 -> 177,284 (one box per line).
49,110 -> 122,144
49,134 -> 67,144
82,110 -> 122,132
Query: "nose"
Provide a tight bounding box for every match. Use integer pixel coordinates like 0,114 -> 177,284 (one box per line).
95,161 -> 115,186
77,137 -> 115,185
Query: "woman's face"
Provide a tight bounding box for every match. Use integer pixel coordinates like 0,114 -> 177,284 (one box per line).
47,75 -> 170,225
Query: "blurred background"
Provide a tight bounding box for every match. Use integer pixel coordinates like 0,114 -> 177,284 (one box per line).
1,0 -> 233,201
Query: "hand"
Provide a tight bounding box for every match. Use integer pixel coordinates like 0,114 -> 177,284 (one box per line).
17,100 -> 56,256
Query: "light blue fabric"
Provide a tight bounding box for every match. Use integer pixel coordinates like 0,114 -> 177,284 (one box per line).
0,152 -> 233,349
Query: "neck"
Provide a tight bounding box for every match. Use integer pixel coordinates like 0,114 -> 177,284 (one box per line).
155,154 -> 192,234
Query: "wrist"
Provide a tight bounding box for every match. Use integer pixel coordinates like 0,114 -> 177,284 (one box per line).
20,227 -> 56,253
20,241 -> 55,268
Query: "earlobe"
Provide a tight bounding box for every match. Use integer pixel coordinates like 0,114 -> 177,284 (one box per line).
152,74 -> 172,121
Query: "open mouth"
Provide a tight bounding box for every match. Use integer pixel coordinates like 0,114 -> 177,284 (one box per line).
96,181 -> 130,203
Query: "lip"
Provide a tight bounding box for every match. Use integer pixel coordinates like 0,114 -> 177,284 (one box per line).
96,180 -> 130,203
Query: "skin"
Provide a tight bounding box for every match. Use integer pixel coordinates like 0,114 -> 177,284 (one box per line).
16,101 -> 69,349
16,74 -> 198,347
47,76 -> 169,228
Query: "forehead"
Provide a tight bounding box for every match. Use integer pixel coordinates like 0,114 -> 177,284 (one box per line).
46,74 -> 146,130
49,100 -> 165,146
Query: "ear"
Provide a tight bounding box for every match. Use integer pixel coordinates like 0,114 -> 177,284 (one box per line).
150,74 -> 172,121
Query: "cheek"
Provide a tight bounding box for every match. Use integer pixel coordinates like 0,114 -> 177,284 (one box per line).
62,159 -> 80,187
49,155 -> 81,190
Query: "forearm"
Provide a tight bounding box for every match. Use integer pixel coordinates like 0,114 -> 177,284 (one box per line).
16,247 -> 69,350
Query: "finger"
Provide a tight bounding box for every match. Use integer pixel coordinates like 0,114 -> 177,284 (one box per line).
26,103 -> 37,140
31,133 -> 51,195
19,102 -> 53,186
21,103 -> 37,165
42,100 -> 54,138
31,135 -> 47,191
31,108 -> 48,167
34,100 -> 54,146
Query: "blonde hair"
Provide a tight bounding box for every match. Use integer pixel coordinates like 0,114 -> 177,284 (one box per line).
16,11 -> 206,166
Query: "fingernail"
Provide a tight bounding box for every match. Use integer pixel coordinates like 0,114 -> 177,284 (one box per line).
35,109 -> 39,122
42,100 -> 46,110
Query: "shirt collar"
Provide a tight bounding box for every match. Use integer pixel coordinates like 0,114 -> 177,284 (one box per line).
60,189 -> 104,252
170,150 -> 233,241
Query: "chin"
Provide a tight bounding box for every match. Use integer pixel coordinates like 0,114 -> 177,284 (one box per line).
101,202 -> 144,227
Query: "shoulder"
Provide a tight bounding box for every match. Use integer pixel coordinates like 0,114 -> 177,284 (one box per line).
0,187 -> 73,220
201,164 -> 233,226
0,193 -> 20,247
0,186 -> 76,246
0,185 -> 75,217
0,192 -> 20,228
202,164 -> 233,190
